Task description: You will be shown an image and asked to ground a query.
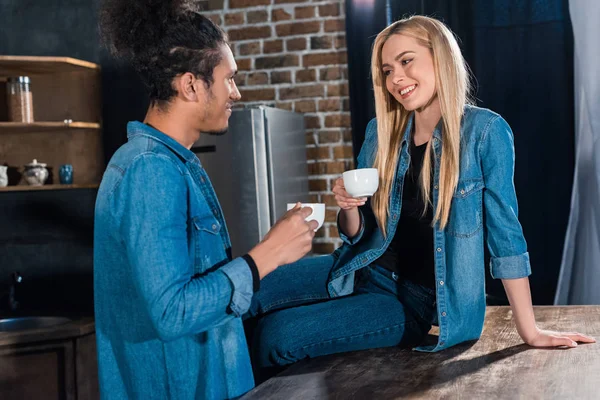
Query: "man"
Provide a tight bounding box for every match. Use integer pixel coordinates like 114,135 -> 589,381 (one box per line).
94,1 -> 317,398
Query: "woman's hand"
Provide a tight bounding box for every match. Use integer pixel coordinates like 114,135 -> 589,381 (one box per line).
332,177 -> 366,210
523,328 -> 596,348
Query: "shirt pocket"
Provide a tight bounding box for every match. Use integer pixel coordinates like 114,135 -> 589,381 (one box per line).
447,179 -> 484,238
191,213 -> 224,274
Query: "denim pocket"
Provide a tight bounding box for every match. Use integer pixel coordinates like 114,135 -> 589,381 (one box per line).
447,179 -> 484,238
192,214 -> 223,274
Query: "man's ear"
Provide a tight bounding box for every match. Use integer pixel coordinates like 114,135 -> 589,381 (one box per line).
176,72 -> 200,102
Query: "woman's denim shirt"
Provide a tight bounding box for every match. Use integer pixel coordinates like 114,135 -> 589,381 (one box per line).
330,105 -> 531,352
94,122 -> 254,399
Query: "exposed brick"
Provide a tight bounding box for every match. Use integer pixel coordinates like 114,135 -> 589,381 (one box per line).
325,114 -> 352,128
320,66 -> 344,81
335,35 -> 346,49
247,10 -> 268,23
276,102 -> 293,111
224,12 -> 244,25
247,72 -> 268,85
263,39 -> 283,54
207,14 -> 222,25
326,209 -> 338,221
276,21 -> 320,37
319,130 -> 341,144
256,55 -> 299,69
306,132 -> 316,145
306,146 -> 330,160
206,0 -> 225,11
322,194 -> 337,207
239,88 -> 275,102
311,36 -> 332,50
319,3 -> 340,17
303,51 -> 347,67
287,38 -> 307,51
236,58 -> 252,71
314,228 -> 326,238
343,129 -> 353,142
228,26 -> 271,41
333,145 -> 354,159
294,100 -> 316,113
279,84 -> 324,100
328,226 -> 340,238
296,69 -> 316,83
234,73 -> 246,87
309,194 -> 320,203
271,70 -> 292,84
272,8 -> 292,22
238,42 -> 260,56
324,18 -> 345,33
295,6 -> 315,19
309,179 -> 328,191
313,242 -> 335,254
275,0 -> 309,3
318,99 -> 342,112
327,83 -> 349,97
308,161 -> 347,175
305,115 -> 321,129
230,0 -> 269,8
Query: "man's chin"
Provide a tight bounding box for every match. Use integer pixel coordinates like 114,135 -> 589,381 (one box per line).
203,127 -> 228,136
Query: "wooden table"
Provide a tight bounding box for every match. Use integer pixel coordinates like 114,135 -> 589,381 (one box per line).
243,306 -> 600,399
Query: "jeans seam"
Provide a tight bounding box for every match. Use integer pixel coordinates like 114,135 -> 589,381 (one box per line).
280,319 -> 423,362
262,294 -> 329,313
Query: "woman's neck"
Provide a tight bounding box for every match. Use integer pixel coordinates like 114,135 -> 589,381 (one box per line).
413,96 -> 442,146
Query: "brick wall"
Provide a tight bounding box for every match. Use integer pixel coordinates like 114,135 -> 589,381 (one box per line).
198,0 -> 352,253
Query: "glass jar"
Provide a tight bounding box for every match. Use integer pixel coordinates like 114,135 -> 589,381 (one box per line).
7,76 -> 34,123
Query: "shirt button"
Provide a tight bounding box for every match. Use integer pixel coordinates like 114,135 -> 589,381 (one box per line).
434,185 -> 439,190
393,213 -> 398,220
201,177 -> 205,183
460,189 -> 465,195
439,281 -> 444,286
212,224 -> 218,231
442,312 -> 447,317
436,248 -> 442,252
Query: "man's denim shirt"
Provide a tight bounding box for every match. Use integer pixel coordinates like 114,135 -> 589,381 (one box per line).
94,122 -> 254,399
330,105 -> 531,352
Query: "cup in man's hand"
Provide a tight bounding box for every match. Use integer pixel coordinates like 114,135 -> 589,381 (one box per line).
286,203 -> 325,231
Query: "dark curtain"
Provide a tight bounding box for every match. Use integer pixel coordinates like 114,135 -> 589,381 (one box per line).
345,0 -> 575,304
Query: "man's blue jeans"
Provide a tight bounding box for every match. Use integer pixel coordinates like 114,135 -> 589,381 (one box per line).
245,256 -> 437,378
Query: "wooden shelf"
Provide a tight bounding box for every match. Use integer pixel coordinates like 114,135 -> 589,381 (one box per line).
0,122 -> 101,133
0,184 -> 99,193
0,56 -> 100,76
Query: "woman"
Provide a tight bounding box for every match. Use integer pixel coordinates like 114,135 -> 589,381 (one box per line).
246,15 -> 594,379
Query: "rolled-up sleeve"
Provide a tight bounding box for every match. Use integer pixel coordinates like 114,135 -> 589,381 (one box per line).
220,258 -> 254,317
480,115 -> 532,279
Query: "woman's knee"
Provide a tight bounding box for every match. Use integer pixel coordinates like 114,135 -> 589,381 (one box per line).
251,312 -> 303,368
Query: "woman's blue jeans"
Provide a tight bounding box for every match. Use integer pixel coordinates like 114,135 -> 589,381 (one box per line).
245,256 -> 437,379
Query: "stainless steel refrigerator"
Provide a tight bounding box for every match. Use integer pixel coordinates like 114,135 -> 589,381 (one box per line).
192,106 -> 310,258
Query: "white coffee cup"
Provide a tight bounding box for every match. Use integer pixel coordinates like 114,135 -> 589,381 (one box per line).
342,168 -> 379,197
286,203 -> 325,231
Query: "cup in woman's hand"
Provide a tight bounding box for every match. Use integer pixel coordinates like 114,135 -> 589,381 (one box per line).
286,203 -> 325,231
342,168 -> 379,197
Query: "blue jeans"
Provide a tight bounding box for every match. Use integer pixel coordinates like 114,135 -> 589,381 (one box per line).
245,257 -> 437,378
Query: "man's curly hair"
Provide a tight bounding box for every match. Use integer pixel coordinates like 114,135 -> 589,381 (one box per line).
99,0 -> 228,106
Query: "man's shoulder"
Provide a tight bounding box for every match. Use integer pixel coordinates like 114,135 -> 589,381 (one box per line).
109,136 -> 188,176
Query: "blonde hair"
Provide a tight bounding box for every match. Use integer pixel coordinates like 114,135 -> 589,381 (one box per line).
370,15 -> 472,236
